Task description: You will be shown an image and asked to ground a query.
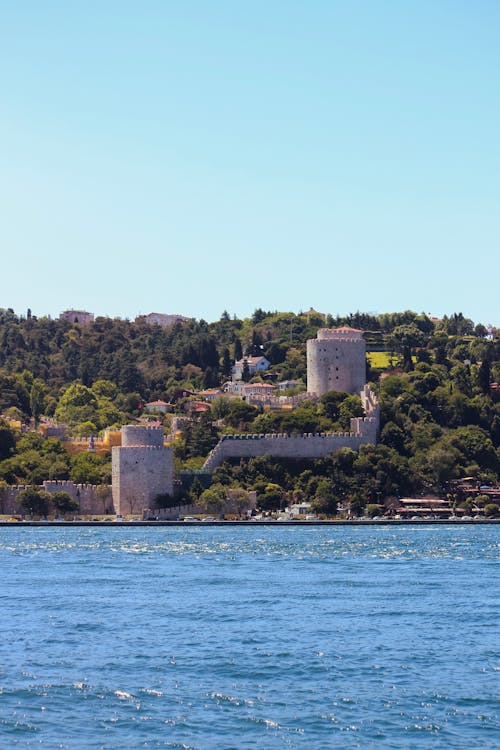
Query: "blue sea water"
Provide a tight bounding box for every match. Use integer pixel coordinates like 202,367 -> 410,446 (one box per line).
0,526 -> 498,749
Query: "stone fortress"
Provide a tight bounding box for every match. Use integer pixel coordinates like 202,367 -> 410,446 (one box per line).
202,327 -> 379,471
0,326 -> 379,516
109,326 -> 380,510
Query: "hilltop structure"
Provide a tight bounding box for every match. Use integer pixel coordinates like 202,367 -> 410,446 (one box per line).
106,325 -> 379,502
202,385 -> 379,471
59,310 -> 94,325
307,327 -> 366,396
202,327 -> 379,470
137,312 -> 191,328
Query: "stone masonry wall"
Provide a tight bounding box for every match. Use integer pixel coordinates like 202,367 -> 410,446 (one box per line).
0,481 -> 114,516
112,444 -> 174,516
203,385 -> 379,471
203,431 -> 368,471
306,328 -> 366,396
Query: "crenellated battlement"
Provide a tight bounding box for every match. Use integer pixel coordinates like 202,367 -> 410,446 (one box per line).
203,384 -> 379,471
0,481 -> 113,516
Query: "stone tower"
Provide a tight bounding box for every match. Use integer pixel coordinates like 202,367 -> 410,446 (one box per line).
307,327 -> 366,396
112,425 -> 174,515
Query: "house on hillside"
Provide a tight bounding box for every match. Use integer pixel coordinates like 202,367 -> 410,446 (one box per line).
232,356 -> 270,380
137,313 -> 191,328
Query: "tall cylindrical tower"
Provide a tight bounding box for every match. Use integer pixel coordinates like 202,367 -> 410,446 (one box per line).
307,327 -> 366,396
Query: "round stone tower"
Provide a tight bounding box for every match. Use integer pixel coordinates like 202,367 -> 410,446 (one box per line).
112,425 -> 173,516
307,327 -> 366,396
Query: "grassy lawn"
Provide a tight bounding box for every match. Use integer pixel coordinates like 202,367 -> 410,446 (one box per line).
367,351 -> 394,369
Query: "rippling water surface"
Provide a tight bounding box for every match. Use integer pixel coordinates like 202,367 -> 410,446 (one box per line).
0,526 -> 498,749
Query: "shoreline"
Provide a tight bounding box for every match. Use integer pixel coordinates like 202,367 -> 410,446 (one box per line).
1,519 -> 499,527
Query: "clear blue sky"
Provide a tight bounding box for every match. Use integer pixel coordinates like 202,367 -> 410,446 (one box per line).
1,1 -> 498,325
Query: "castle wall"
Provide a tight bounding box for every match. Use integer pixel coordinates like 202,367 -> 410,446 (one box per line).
203,385 -> 379,471
204,430 -> 370,471
43,480 -> 114,515
0,481 -> 114,516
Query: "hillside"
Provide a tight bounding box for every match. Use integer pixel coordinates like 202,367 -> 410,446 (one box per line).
0,307 -> 499,514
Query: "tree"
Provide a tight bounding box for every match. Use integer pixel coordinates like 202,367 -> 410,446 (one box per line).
234,339 -> 243,361
198,485 -> 225,514
188,477 -> 204,503
311,478 -> 337,515
91,379 -> 118,399
227,487 -> 253,515
221,348 -> 232,378
55,383 -> 99,428
320,391 -> 348,421
259,483 -> 284,511
183,413 -> 219,459
52,491 -> 79,516
70,452 -> 110,484
338,395 -> 364,430
390,324 -> 425,371
17,488 -> 51,517
225,400 -> 258,429
241,359 -> 251,382
95,484 -> 113,513
0,422 -> 15,461
29,379 -> 47,424
477,359 -> 491,395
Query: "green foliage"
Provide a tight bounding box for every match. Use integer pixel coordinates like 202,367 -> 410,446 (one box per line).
0,421 -> 16,461
0,306 -> 498,501
311,478 -> 338,515
320,391 -> 349,421
180,413 -> 219,459
223,400 -> 259,429
198,484 -> 226,513
52,491 -> 79,515
70,452 -> 110,484
0,435 -> 70,484
55,384 -> 99,427
17,487 -> 51,517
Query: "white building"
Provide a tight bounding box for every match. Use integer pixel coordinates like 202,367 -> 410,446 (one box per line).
232,356 -> 270,380
138,313 -> 191,328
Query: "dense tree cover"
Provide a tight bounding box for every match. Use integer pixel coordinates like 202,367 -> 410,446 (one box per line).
15,487 -> 78,518
0,307 -> 498,511
0,431 -> 111,486
0,307 -> 443,413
